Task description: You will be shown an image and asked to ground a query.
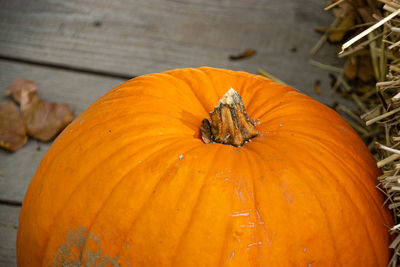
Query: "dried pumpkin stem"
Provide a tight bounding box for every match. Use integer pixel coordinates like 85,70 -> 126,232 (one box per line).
201,88 -> 259,147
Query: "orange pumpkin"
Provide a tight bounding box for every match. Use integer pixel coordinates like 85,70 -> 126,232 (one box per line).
17,67 -> 392,266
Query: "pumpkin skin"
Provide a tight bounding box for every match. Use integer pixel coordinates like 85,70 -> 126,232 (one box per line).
17,67 -> 392,266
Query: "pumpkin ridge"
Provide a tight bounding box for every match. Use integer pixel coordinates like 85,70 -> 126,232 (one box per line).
112,73 -> 207,115
242,149 -> 266,266
218,150 -> 254,266
158,72 -> 211,115
298,152 -> 363,265
30,132 -> 191,216
253,102 -> 378,181
247,91 -> 300,122
217,217 -> 236,267
169,68 -> 220,114
276,130 -> 385,218
112,143 -> 213,265
26,113 -> 177,184
98,94 -> 205,119
244,142 -> 352,265
233,75 -> 281,111
19,87 -> 184,235
198,67 -> 252,107
309,143 -> 387,264
28,118 -> 202,259
254,132 -> 387,228
77,141 -> 204,264
261,135 -> 385,265
308,153 -> 381,266
296,171 -> 344,266
97,89 -> 206,118
169,146 -> 224,265
33,120 -> 198,204
40,138 -> 200,266
237,82 -> 282,118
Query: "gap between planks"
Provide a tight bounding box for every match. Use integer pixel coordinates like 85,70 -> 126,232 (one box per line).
0,55 -> 135,81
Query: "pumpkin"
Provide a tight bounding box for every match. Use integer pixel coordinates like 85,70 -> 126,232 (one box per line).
17,67 -> 392,266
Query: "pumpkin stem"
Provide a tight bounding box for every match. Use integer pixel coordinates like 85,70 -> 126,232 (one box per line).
201,88 -> 259,146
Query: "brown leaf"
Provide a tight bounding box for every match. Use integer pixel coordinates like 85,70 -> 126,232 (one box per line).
0,101 -> 28,152
357,55 -> 374,82
4,78 -> 37,104
357,7 -> 375,23
333,2 -> 356,20
355,85 -> 374,94
20,87 -> 74,142
229,49 -> 256,61
344,57 -> 358,80
314,80 -> 322,95
328,16 -> 355,43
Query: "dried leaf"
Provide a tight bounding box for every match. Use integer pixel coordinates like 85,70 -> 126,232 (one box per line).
0,101 -> 28,152
3,78 -> 37,104
229,49 -> 256,61
20,87 -> 74,142
328,16 -> 355,43
314,80 -> 322,95
333,2 -> 356,20
344,57 -> 358,80
357,55 -> 374,82
357,7 -> 375,23
355,85 -> 374,94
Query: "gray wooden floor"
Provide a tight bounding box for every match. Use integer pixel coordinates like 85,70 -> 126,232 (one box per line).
0,0 -> 342,265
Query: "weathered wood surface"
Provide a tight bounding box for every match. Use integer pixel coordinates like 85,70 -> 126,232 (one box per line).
0,59 -> 126,203
0,0 -> 343,104
0,205 -> 19,267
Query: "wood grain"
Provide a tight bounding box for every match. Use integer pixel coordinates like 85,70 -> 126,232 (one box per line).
0,59 -> 125,203
0,0 -> 344,104
0,204 -> 19,267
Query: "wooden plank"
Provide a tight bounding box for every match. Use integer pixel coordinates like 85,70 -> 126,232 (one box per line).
0,0 -> 344,104
0,59 -> 126,203
0,204 -> 19,267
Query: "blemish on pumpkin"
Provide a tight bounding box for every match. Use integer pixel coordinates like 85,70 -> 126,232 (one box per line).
231,212 -> 250,217
304,248 -> 307,252
229,251 -> 235,260
89,232 -> 100,245
246,241 -> 262,250
255,209 -> 265,226
234,186 -> 245,203
239,222 -> 255,228
178,154 -> 183,160
282,190 -> 294,204
233,229 -> 243,240
53,226 -> 120,267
